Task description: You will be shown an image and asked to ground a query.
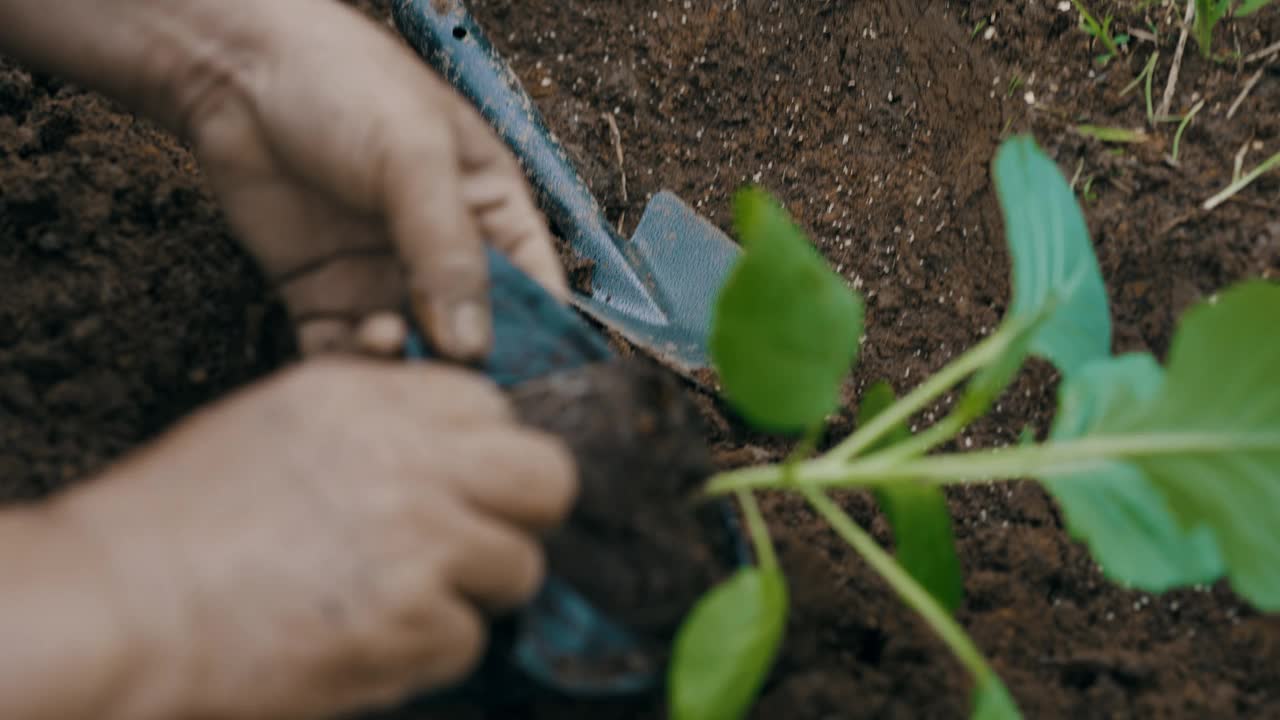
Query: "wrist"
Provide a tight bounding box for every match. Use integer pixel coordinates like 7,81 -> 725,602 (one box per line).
42,472 -> 199,720
0,501 -> 155,720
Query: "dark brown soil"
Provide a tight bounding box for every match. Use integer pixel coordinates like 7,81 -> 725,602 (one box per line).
3,0 -> 1280,718
509,359 -> 731,643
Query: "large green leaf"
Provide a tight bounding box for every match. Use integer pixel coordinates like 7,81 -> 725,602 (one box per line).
859,381 -> 965,612
710,188 -> 865,432
991,136 -> 1111,377
668,567 -> 788,720
1045,354 -> 1224,591
1124,282 -> 1280,608
1046,282 -> 1280,608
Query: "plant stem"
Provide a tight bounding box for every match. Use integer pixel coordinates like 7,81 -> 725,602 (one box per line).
737,490 -> 778,570
1171,98 -> 1205,163
828,328 -> 1013,462
802,489 -> 996,682
1203,150 -> 1280,210
863,411 -> 967,467
1144,50 -> 1158,125
707,430 -> 1280,495
707,443 -> 1073,495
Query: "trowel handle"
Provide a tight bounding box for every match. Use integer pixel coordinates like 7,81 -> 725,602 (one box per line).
393,0 -> 671,330
393,1 -> 620,264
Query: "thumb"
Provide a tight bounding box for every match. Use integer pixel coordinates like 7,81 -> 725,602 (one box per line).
381,122 -> 492,362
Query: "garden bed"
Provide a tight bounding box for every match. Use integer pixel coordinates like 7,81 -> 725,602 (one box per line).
2,0 -> 1279,717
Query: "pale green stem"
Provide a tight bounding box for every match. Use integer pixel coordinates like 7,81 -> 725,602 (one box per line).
1144,49 -> 1158,125
707,431 -> 1280,495
1203,150 -> 1280,211
803,489 -> 995,682
864,410 -> 967,467
737,490 -> 777,570
828,328 -> 1013,462
1120,50 -> 1157,96
1171,99 -> 1205,163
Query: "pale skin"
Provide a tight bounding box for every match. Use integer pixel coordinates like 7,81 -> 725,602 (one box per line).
0,0 -> 578,718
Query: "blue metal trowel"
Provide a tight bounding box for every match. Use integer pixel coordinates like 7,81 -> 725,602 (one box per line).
393,0 -> 742,387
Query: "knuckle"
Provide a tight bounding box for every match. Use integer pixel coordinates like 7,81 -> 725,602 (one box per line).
418,365 -> 512,419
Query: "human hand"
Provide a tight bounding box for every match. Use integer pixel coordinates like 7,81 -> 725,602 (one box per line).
54,359 -> 576,720
177,0 -> 567,359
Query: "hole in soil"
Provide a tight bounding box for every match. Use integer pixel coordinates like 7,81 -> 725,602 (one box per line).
855,628 -> 887,665
452,26 -> 467,40
1061,666 -> 1100,691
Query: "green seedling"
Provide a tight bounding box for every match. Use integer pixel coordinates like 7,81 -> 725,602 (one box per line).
1118,50 -> 1159,125
1082,174 -> 1100,202
668,135 -> 1280,720
1194,0 -> 1275,58
1006,74 -> 1025,99
1170,98 -> 1206,164
1203,148 -> 1280,210
1071,0 -> 1130,64
1076,124 -> 1149,144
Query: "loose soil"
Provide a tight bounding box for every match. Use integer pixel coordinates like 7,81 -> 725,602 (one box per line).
3,0 -> 1279,718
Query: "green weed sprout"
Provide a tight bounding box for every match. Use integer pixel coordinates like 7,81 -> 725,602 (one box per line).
1071,0 -> 1130,64
667,135 -> 1280,720
1195,0 -> 1274,57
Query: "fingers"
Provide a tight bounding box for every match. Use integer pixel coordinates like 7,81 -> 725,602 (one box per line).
377,362 -> 514,426
298,312 -> 408,357
450,100 -> 569,302
408,594 -> 487,687
380,95 -> 492,363
282,252 -> 407,354
355,314 -> 409,357
445,509 -> 546,614
445,428 -> 578,533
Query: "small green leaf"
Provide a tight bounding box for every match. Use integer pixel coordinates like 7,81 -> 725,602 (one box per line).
992,136 -> 1111,377
857,381 -> 911,452
876,483 -> 965,612
973,675 -> 1022,720
1075,125 -> 1149,144
1238,0 -> 1274,16
669,567 -> 788,720
711,188 -> 865,432
859,381 -> 965,612
1045,354 -> 1224,591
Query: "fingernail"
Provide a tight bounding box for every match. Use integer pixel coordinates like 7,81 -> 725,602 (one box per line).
448,300 -> 490,360
356,314 -> 408,357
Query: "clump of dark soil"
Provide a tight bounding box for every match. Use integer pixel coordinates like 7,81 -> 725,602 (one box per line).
510,359 -> 733,640
0,65 -> 292,503
3,0 -> 1280,718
